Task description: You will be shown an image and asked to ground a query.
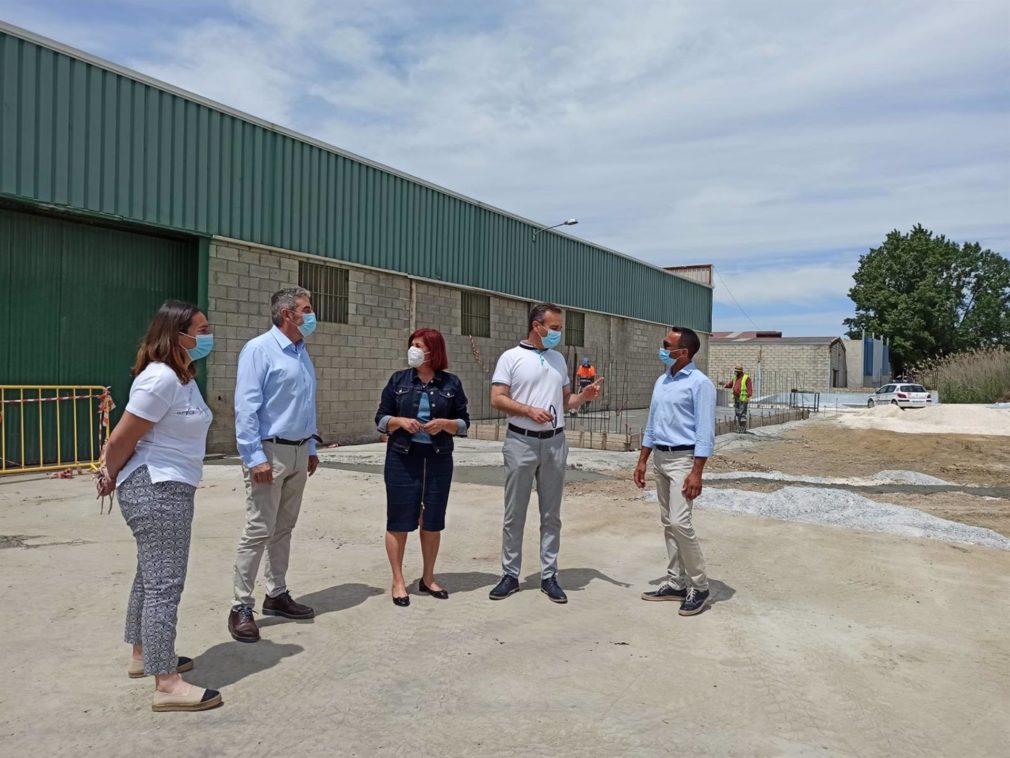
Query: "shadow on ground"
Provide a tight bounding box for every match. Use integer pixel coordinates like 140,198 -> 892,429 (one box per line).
535,567 -> 633,592
418,571 -> 501,595
647,576 -> 737,607
420,567 -> 634,597
190,638 -> 304,689
258,582 -> 383,628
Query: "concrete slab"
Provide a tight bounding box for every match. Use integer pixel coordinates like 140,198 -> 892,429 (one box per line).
1,451 -> 1008,756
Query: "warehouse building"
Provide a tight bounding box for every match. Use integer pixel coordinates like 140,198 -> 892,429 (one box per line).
0,23 -> 712,458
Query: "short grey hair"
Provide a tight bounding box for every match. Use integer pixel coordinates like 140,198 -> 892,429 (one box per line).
271,287 -> 311,326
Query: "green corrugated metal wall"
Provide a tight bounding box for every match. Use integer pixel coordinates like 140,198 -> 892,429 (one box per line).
0,27 -> 711,330
0,205 -> 196,464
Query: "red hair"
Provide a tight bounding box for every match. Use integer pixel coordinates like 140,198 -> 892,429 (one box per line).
409,328 -> 449,372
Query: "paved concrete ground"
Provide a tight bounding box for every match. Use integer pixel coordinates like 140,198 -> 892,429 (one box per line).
483,405 -> 793,435
2,443 -> 1008,757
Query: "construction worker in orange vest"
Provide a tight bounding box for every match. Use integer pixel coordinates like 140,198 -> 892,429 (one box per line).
577,358 -> 597,413
724,365 -> 752,431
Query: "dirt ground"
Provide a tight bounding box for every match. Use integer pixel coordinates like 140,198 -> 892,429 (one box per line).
704,418 -> 1010,537
2,450 -> 1009,757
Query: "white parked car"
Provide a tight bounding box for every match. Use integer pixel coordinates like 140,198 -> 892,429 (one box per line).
867,383 -> 931,409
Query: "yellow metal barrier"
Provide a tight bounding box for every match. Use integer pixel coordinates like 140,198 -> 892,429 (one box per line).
0,385 -> 113,476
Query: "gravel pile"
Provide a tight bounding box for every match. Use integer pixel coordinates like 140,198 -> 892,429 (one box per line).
642,486 -> 1010,550
705,469 -> 955,486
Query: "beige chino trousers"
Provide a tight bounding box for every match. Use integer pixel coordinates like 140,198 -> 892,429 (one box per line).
232,440 -> 310,608
653,449 -> 709,591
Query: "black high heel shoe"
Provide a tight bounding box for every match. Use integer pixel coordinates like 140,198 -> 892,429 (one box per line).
418,579 -> 449,599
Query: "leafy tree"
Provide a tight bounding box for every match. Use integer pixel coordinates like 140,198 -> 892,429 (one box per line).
844,225 -> 1010,371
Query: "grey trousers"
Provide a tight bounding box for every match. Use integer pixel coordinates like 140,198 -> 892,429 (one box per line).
233,440 -> 309,608
501,430 -> 568,579
119,466 -> 196,676
653,450 -> 709,591
734,398 -> 749,427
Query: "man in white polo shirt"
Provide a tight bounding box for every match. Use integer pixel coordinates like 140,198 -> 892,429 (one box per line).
488,303 -> 603,604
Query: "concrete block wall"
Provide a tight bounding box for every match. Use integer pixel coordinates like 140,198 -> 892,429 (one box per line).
413,281 -> 529,421
205,243 -> 299,453
709,341 -> 843,396
708,344 -> 764,391
206,241 -> 410,452
414,283 -> 707,421
206,241 -> 711,453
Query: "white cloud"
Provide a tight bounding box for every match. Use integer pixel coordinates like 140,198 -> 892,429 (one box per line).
713,262 -> 856,308
2,0 -> 1008,337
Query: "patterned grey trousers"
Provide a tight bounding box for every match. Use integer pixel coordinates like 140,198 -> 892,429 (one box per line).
118,466 -> 195,676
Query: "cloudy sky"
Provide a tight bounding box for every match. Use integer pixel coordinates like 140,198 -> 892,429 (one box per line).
3,1 -> 1008,335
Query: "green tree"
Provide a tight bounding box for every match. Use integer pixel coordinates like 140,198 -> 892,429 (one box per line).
844,225 -> 1010,371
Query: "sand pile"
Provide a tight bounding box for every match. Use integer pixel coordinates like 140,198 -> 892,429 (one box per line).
836,404 -> 1010,436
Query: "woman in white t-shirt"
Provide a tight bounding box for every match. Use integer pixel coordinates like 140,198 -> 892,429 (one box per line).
96,300 -> 221,713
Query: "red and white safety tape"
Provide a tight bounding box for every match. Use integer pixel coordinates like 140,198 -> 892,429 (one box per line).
0,391 -> 108,404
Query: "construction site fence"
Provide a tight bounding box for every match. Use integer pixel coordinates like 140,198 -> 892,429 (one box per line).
0,385 -> 112,476
470,408 -> 810,452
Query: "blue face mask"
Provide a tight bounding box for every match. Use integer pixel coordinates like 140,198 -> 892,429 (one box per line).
297,312 -> 317,338
658,348 -> 675,367
538,324 -> 562,349
182,333 -> 214,361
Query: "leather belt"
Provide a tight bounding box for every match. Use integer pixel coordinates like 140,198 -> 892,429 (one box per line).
508,424 -> 564,439
654,444 -> 694,453
263,435 -> 320,446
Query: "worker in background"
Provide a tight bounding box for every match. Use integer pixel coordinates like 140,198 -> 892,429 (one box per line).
576,357 -> 597,414
724,365 -> 752,432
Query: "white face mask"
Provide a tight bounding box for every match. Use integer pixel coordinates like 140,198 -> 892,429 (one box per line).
407,346 -> 428,368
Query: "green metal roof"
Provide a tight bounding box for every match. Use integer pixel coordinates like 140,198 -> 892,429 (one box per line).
0,22 -> 711,330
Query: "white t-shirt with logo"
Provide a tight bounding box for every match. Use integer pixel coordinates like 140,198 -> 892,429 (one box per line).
492,343 -> 570,431
117,362 -> 214,487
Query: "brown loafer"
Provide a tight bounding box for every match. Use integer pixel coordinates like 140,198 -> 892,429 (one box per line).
228,605 -> 260,643
262,590 -> 315,619
152,683 -> 223,713
128,656 -> 194,679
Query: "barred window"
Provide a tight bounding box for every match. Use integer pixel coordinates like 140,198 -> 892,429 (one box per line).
565,310 -> 585,346
461,291 -> 491,338
298,261 -> 349,324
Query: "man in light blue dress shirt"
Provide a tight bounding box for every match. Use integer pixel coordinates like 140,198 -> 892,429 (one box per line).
634,326 -> 716,617
228,287 -> 321,643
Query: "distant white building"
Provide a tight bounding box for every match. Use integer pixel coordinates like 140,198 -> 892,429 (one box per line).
842,334 -> 891,388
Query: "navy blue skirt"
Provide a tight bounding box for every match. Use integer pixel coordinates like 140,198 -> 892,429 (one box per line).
384,444 -> 454,532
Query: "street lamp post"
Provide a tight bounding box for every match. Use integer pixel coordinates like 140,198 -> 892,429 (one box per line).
532,218 -> 578,243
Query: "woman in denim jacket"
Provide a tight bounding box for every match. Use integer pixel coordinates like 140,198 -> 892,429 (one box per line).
375,328 -> 470,606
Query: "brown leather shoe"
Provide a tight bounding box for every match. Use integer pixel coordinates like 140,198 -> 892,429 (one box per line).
228,605 -> 260,643
262,590 -> 315,619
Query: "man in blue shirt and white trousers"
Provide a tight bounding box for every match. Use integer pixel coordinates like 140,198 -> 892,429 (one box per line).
634,326 -> 716,617
228,287 -> 321,643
